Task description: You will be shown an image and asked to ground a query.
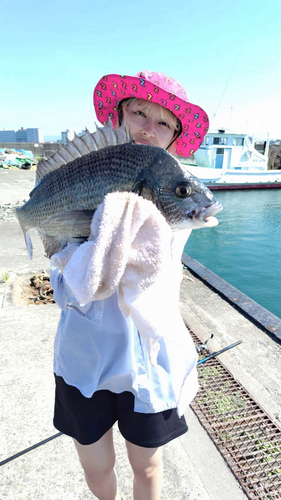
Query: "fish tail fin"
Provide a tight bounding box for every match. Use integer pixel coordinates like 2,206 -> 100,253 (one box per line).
25,231 -> 33,260
14,208 -> 33,259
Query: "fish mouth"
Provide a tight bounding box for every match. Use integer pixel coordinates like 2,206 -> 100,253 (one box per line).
190,201 -> 223,227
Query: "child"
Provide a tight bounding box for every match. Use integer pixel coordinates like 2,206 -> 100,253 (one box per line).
51,70 -> 209,500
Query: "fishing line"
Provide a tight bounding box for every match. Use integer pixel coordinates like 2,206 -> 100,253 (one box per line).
213,50 -> 243,119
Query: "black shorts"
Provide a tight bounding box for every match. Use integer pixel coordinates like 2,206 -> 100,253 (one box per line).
54,375 -> 188,448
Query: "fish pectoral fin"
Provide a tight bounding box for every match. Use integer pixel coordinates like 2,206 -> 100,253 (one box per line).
42,210 -> 95,234
39,210 -> 95,258
132,170 -> 156,198
37,232 -> 66,259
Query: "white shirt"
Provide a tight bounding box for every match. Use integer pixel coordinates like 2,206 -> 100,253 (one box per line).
50,229 -> 198,416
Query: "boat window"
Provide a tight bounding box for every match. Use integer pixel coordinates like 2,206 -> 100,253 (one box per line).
254,141 -> 266,155
216,148 -> 224,155
233,138 -> 244,146
213,137 -> 228,145
205,136 -> 210,145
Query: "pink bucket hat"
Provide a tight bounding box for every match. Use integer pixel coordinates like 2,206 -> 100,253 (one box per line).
93,70 -> 209,157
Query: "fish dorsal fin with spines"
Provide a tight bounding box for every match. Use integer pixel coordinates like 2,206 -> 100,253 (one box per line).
35,120 -> 131,186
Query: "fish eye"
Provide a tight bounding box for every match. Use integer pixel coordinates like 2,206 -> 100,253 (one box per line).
175,184 -> 191,198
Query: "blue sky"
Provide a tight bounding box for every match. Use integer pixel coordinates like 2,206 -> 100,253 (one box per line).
2,0 -> 281,140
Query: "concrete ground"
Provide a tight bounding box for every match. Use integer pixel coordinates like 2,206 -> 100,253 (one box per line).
1,168 -> 280,499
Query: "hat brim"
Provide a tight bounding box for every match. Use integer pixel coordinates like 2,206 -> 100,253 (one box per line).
93,73 -> 209,157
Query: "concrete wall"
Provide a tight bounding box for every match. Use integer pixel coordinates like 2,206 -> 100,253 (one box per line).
0,142 -> 61,158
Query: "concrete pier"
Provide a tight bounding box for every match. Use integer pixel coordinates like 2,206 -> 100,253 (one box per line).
1,169 -> 280,499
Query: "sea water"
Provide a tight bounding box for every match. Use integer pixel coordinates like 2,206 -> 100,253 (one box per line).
184,189 -> 281,319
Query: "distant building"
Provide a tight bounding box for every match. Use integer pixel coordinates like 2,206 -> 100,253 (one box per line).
16,128 -> 27,142
26,128 -> 44,142
0,130 -> 16,142
0,127 -> 44,143
61,128 -> 76,143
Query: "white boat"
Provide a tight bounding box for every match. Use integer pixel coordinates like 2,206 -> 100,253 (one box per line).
182,129 -> 281,190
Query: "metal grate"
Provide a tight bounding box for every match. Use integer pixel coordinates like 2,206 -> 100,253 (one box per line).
189,328 -> 281,499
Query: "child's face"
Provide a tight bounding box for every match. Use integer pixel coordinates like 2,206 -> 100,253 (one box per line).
122,99 -> 177,150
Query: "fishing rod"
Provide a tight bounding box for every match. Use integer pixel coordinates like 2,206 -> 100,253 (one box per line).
1,336 -> 242,467
0,432 -> 63,467
196,333 -> 242,365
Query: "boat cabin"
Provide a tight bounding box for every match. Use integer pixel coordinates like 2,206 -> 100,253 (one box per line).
194,129 -> 270,171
